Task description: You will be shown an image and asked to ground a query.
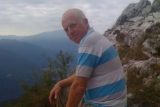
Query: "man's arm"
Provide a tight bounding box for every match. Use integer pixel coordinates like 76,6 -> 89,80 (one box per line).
66,76 -> 88,107
49,74 -> 75,103
58,74 -> 75,88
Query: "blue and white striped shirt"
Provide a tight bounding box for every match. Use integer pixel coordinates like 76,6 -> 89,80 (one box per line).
76,28 -> 127,107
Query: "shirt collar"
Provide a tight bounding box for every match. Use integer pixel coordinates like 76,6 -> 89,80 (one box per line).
80,27 -> 94,45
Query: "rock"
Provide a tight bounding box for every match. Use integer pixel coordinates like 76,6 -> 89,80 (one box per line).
104,0 -> 160,88
106,0 -> 156,48
141,5 -> 152,18
151,0 -> 160,12
115,3 -> 136,25
115,0 -> 151,25
142,39 -> 155,56
143,76 -> 153,87
135,0 -> 151,18
124,57 -> 160,74
157,75 -> 160,79
106,1 -> 160,106
127,93 -> 134,98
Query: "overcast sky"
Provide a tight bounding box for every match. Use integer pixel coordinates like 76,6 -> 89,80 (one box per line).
0,0 -> 153,36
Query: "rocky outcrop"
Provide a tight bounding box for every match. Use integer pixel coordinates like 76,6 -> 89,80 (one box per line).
124,57 -> 160,74
105,0 -> 160,48
115,0 -> 151,25
104,1 -> 160,105
151,0 -> 160,12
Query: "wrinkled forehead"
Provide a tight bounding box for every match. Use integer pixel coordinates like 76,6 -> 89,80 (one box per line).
62,12 -> 80,27
62,10 -> 80,21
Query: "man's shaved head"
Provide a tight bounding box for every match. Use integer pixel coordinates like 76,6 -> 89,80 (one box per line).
62,8 -> 87,22
61,8 -> 89,43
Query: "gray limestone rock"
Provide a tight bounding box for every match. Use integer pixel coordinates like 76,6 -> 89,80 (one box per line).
115,0 -> 151,25
151,0 -> 160,12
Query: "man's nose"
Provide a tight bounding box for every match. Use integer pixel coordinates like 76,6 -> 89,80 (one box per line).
68,27 -> 74,35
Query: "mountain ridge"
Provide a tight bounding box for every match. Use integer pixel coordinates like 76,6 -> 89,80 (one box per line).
0,30 -> 77,102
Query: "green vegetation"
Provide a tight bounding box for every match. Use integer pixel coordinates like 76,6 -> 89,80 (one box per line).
4,51 -> 73,107
126,22 -> 160,107
118,44 -> 149,64
116,22 -> 160,106
127,66 -> 160,107
146,23 -> 160,57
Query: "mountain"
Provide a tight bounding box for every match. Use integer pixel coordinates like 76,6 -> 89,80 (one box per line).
21,30 -> 77,53
0,35 -> 22,40
104,0 -> 160,106
0,39 -> 53,67
0,30 -> 77,102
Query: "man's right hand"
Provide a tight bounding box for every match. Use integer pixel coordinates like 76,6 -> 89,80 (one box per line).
49,82 -> 62,104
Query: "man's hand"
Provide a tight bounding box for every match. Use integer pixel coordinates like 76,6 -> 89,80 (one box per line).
48,74 -> 75,104
49,83 -> 62,104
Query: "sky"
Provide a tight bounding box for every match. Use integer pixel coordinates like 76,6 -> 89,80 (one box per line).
0,0 -> 153,36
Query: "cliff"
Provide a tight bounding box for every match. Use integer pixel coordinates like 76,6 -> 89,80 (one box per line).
104,0 -> 160,106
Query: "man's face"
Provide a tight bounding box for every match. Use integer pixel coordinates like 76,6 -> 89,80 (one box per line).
62,14 -> 88,43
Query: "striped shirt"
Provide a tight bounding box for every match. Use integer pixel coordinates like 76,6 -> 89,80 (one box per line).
76,28 -> 127,107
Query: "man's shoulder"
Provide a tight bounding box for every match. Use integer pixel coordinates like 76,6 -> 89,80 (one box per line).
81,31 -> 107,47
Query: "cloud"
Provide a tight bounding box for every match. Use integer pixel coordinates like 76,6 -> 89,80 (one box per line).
0,0 -> 145,36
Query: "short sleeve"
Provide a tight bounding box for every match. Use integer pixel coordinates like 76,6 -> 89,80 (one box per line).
76,46 -> 101,77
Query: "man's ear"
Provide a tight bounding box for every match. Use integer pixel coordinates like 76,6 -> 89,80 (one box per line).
84,18 -> 88,24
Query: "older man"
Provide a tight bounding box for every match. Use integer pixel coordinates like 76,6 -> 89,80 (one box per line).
49,8 -> 127,107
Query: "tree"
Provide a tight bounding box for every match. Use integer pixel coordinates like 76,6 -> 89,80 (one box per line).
5,51 -> 74,107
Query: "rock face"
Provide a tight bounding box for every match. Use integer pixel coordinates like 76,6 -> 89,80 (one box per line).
105,0 -> 160,49
104,0 -> 160,106
104,0 -> 160,73
115,0 -> 151,25
152,0 -> 160,12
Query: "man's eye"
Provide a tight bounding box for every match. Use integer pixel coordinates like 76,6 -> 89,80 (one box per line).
64,23 -> 77,32
65,28 -> 68,32
70,23 -> 77,28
